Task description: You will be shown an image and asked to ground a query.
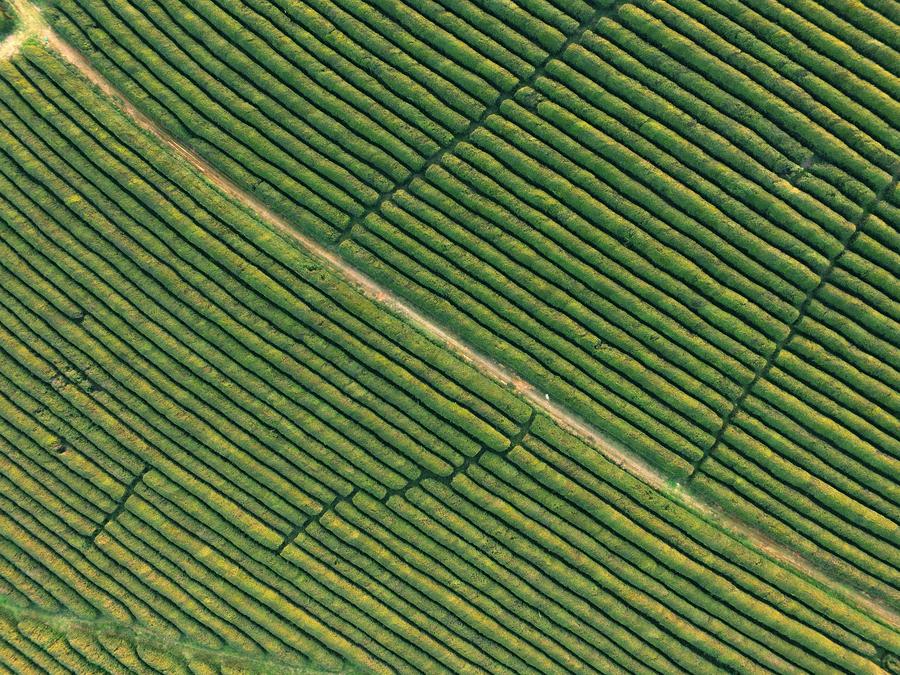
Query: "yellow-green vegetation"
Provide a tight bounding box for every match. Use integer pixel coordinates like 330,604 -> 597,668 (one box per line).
0,41 -> 896,674
43,0 -> 900,604
0,0 -> 898,672
0,597 -> 347,673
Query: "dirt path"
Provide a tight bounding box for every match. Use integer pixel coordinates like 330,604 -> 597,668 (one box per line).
46,12 -> 672,493
0,0 -> 41,59
6,0 -> 898,629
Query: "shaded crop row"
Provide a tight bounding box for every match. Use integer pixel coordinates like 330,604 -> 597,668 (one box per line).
694,199 -> 900,607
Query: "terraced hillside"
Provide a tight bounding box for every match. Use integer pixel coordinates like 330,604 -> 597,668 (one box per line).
0,39 -> 897,673
0,0 -> 897,672
43,0 -> 900,605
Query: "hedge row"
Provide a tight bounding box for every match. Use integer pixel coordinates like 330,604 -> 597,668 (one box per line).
336,37 -> 864,476
2,5 -> 896,673
425,151 -> 754,400
674,0 -> 898,152
555,38 -> 852,274
697,210 -> 900,605
318,485 -> 654,672
529,415 -> 898,670
0,462 -> 148,625
46,0 -> 600,245
242,410 -> 889,673
621,1 -> 896,191
275,412 -> 898,673
27,43 -> 529,442
43,0 -> 898,491
142,467 -> 444,673
780,0 -> 898,76
360,201 -> 719,447
0,43 -> 612,671
335,0 -> 896,481
0,42 -> 532,500
41,0 -> 739,477
584,2 -> 888,222
0,59 -> 540,646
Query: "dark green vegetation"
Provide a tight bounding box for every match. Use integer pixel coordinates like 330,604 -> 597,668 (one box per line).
0,0 -> 896,672
0,0 -> 16,39
0,41 -> 897,673
43,0 -> 900,612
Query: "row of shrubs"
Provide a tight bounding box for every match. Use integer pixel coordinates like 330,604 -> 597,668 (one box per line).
43,0 -> 897,484
333,0 -> 896,481
0,590 -> 328,673
695,205 -> 900,606
14,4 -> 899,671
0,44 -> 550,671
37,0 -> 752,486
280,412 -> 897,673
45,0 -> 600,246
0,45 -> 532,556
70,410 -> 894,674
619,1 -> 897,191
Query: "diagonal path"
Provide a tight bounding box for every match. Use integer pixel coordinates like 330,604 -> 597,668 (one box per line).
3,0 -> 898,629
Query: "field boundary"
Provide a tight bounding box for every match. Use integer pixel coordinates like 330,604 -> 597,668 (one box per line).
5,0 -> 898,630
685,170 -> 900,482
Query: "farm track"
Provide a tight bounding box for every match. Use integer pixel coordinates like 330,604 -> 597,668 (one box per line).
0,0 -> 38,59
2,0 -> 898,633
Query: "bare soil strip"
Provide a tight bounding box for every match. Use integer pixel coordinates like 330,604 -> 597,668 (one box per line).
0,0 -> 40,59
4,0 -> 897,629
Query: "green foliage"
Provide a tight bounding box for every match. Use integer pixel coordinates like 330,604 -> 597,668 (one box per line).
0,1 -> 15,40
2,0 -> 899,672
